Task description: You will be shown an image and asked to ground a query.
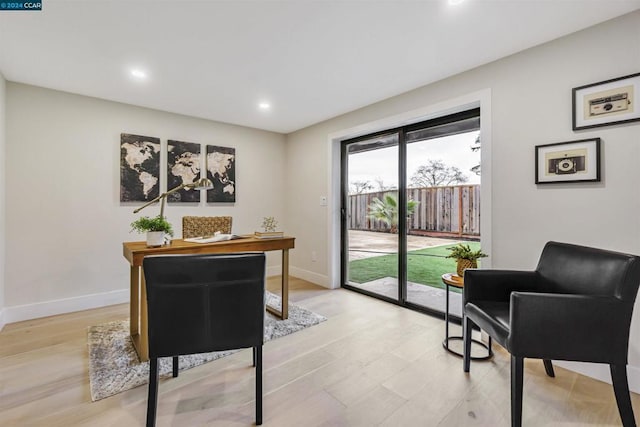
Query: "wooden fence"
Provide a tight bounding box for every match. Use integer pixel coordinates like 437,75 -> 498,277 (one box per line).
348,185 -> 480,237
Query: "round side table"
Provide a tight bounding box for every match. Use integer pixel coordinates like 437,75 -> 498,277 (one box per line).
442,273 -> 493,360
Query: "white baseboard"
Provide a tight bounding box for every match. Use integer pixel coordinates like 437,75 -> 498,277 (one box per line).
4,289 -> 129,324
290,266 -> 332,288
266,265 -> 333,289
555,361 -> 640,394
2,265 -> 331,325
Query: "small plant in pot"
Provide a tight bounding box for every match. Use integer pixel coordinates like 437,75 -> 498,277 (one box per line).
130,215 -> 174,247
446,243 -> 487,277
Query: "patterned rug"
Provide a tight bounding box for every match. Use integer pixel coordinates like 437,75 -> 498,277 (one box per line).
88,292 -> 326,401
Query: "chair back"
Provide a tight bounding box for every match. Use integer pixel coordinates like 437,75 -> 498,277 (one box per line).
536,241 -> 640,301
143,253 -> 265,358
182,216 -> 233,238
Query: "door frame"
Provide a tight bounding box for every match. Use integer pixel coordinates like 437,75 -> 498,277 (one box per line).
327,89 -> 493,291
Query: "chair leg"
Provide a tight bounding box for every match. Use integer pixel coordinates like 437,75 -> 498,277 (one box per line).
147,357 -> 159,427
610,364 -> 637,427
511,355 -> 524,427
255,345 -> 263,425
543,359 -> 555,378
463,315 -> 473,372
172,356 -> 179,378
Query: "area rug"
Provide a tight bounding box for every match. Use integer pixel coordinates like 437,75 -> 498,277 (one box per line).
88,292 -> 326,401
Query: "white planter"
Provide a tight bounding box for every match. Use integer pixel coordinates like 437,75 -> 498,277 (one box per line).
146,231 -> 165,247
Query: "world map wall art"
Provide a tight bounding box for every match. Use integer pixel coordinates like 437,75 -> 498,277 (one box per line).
167,140 -> 201,203
206,145 -> 236,203
120,133 -> 160,202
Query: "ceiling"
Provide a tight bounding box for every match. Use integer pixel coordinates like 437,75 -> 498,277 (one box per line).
1,1 -> 639,134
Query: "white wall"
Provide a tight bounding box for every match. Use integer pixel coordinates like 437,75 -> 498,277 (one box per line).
5,83 -> 286,321
0,72 -> 6,330
285,11 -> 640,390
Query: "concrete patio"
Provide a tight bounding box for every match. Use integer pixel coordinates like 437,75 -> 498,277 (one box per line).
346,230 -> 464,316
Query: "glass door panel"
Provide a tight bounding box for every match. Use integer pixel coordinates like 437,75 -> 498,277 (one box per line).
344,133 -> 400,302
404,130 -> 481,316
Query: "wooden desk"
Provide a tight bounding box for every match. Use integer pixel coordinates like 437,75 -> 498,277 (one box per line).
123,236 -> 295,361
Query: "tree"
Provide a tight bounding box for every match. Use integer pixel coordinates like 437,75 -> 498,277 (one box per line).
350,180 -> 373,194
410,159 -> 468,188
470,134 -> 481,176
374,177 -> 397,191
367,193 -> 419,233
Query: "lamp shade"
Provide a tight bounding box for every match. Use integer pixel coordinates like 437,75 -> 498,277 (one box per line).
192,178 -> 214,190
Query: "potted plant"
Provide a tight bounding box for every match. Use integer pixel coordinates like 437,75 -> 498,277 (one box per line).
446,243 -> 487,277
130,215 -> 174,247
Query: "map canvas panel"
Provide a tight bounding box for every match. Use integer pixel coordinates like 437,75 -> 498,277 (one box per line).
167,140 -> 201,203
206,145 -> 236,203
120,133 -> 160,202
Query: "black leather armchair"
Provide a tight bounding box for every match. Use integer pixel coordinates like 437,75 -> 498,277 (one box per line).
143,253 -> 266,427
463,241 -> 640,427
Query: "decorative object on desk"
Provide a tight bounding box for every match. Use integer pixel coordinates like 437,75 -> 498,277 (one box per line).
261,216 -> 278,232
572,72 -> 639,131
130,215 -> 174,247
167,140 -> 201,203
133,177 -> 213,219
120,133 -> 160,202
206,145 -> 235,203
535,138 -> 601,184
446,243 -> 487,277
255,216 -> 283,238
87,292 -> 326,401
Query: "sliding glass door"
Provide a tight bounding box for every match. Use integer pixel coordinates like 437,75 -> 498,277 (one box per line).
343,131 -> 401,302
341,109 -> 481,316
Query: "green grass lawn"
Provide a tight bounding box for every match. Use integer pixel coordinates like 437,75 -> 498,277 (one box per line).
348,241 -> 482,290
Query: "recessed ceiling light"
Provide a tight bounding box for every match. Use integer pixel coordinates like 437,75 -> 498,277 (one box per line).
130,69 -> 147,79
258,102 -> 271,111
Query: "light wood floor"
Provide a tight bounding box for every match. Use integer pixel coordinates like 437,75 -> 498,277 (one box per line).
1,277 -> 638,426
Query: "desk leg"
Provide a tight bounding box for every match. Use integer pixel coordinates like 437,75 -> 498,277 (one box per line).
130,265 -> 149,362
130,266 -> 139,338
139,272 -> 149,361
282,248 -> 289,319
265,248 -> 289,320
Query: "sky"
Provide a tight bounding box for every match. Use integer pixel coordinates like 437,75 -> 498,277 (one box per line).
348,130 -> 481,191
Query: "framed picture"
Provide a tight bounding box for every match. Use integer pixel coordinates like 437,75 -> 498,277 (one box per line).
206,145 -> 236,202
572,73 -> 640,130
120,133 -> 161,202
167,140 -> 201,203
535,138 -> 601,184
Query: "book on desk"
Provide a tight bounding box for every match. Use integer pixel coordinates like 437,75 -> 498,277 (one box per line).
183,234 -> 244,243
254,231 -> 284,239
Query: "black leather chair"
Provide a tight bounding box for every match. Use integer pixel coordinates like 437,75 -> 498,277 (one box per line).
143,253 -> 266,427
463,241 -> 640,427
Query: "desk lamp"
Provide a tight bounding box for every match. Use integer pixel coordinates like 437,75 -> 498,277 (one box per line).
133,177 -> 214,217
